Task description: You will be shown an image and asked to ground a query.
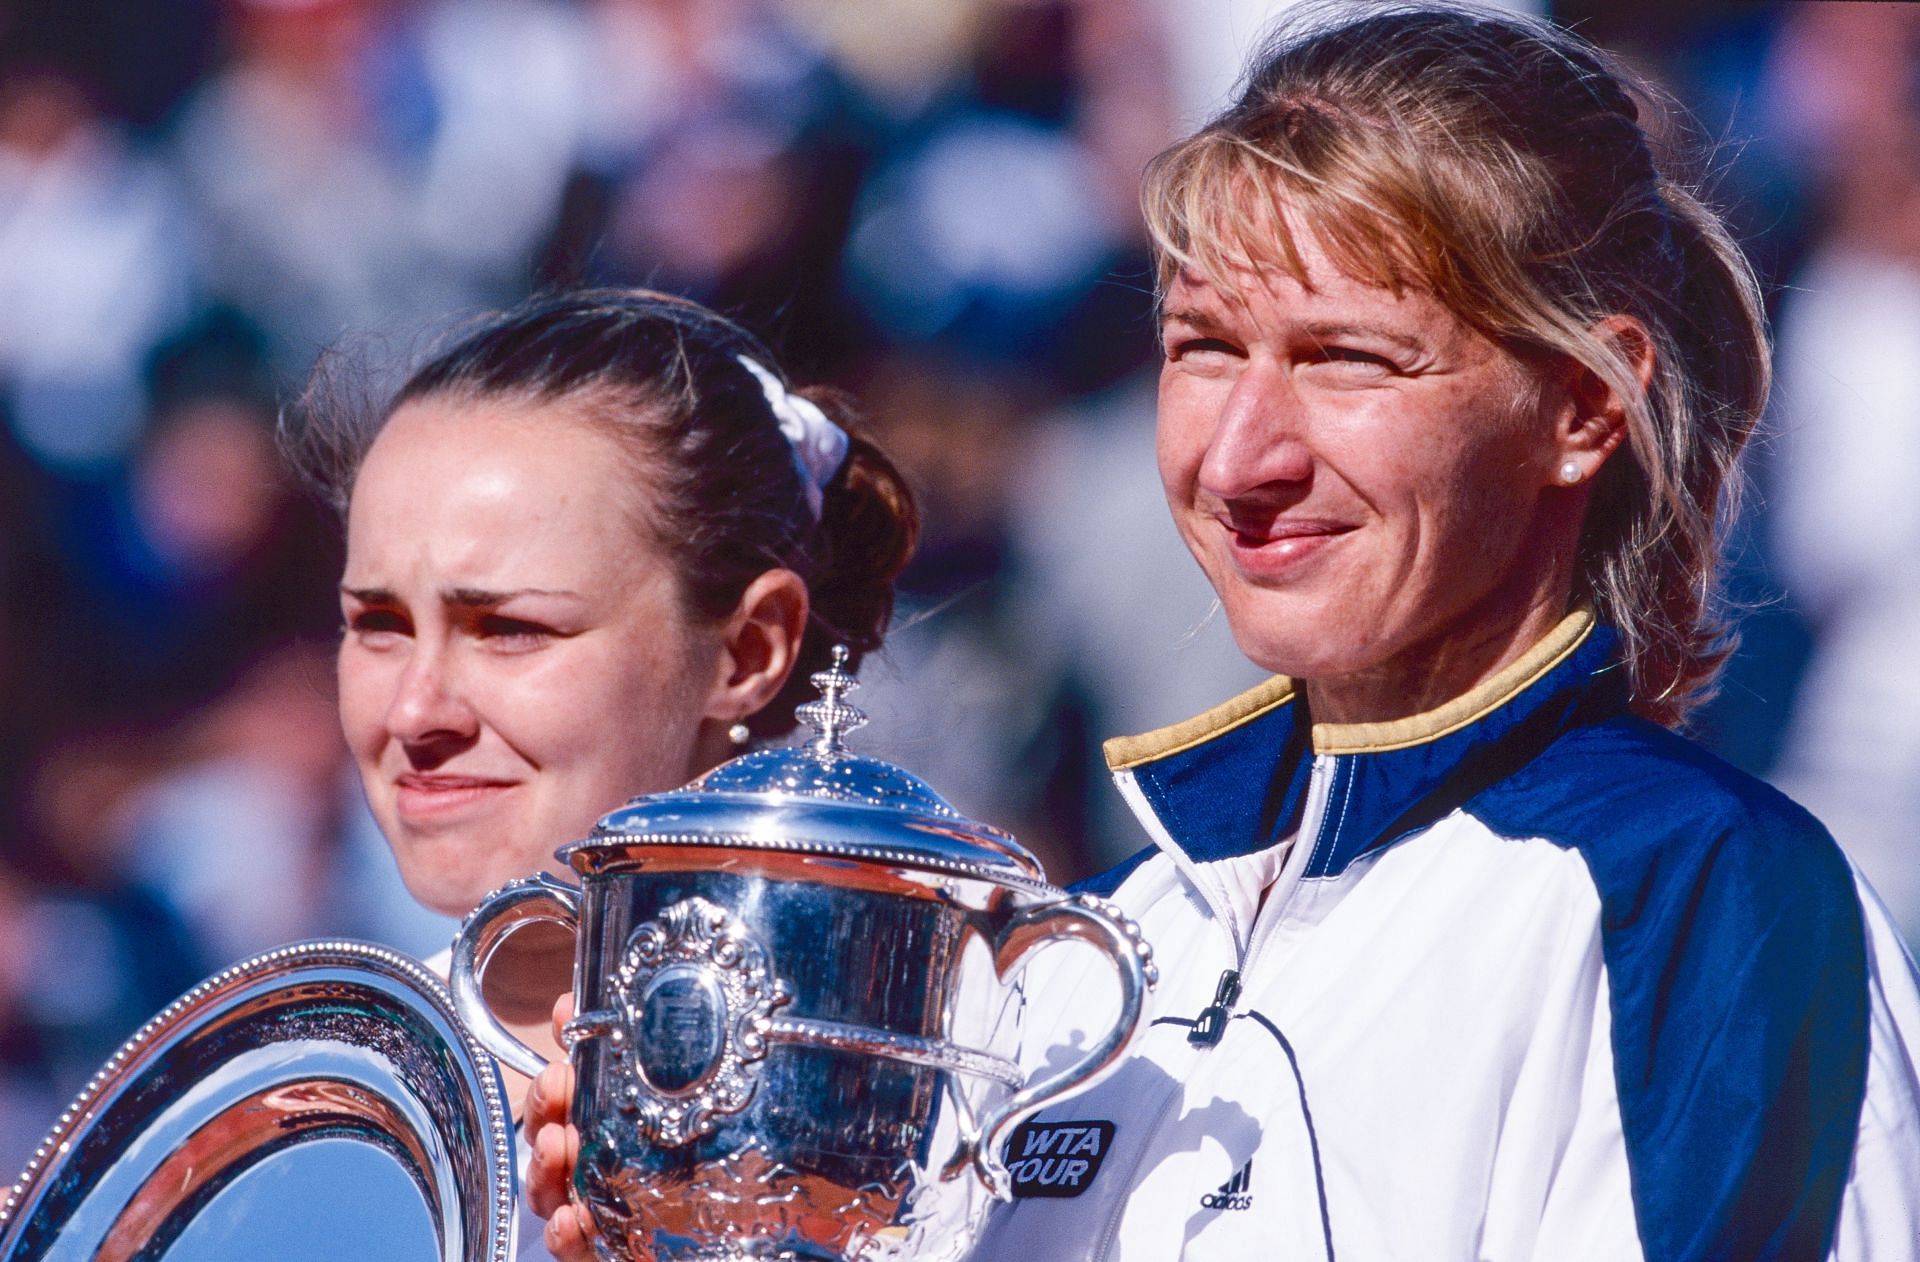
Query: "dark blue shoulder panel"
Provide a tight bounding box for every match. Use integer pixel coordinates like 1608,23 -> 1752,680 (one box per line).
1070,844 -> 1156,897
1470,717 -> 1867,1262
1127,701 -> 1310,863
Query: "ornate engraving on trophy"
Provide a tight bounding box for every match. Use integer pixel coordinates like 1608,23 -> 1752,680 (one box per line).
608,896 -> 791,1146
634,965 -> 727,1093
594,1137 -> 920,1261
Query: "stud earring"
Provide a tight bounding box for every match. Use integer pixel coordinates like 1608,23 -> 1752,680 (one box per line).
1559,460 -> 1583,485
728,723 -> 752,747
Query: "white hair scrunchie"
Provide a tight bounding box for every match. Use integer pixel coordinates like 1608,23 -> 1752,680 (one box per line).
736,354 -> 851,520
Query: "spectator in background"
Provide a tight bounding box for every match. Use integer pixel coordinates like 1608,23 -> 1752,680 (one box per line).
0,0 -> 222,133
0,66 -> 193,473
841,0 -> 1171,393
126,644 -> 357,966
6,722 -> 208,1104
545,0 -> 875,378
172,0 -> 585,375
1765,2 -> 1920,947
0,313 -> 417,1112
35,369 -> 336,728
848,354 -> 1098,877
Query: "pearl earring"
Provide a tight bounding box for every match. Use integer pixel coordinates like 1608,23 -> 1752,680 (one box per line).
728,723 -> 752,747
1559,460 -> 1583,485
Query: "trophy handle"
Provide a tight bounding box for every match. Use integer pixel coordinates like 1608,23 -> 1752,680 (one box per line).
968,894 -> 1157,1197
450,873 -> 583,1080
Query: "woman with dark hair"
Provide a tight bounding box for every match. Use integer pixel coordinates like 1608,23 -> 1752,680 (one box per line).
956,4 -> 1920,1260
290,287 -> 916,1257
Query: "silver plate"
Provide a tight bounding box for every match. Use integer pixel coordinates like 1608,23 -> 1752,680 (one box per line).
0,940 -> 517,1262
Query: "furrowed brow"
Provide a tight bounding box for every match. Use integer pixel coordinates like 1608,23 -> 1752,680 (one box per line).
1300,320 -> 1424,353
341,585 -> 396,605
1160,306 -> 1230,334
446,587 -> 581,608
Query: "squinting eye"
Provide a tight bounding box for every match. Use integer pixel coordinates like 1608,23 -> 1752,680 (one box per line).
1166,337 -> 1238,361
347,609 -> 409,637
477,615 -> 554,647
1312,345 -> 1397,372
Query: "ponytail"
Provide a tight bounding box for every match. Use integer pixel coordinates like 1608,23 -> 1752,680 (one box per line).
754,387 -> 919,738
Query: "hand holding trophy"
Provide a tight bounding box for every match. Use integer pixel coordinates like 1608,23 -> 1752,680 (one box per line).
454,650 -> 1157,1261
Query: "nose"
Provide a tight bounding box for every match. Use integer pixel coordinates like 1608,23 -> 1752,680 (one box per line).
1197,358 -> 1314,503
386,642 -> 479,768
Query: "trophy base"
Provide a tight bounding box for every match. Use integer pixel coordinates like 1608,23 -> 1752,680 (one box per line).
610,1238 -> 864,1262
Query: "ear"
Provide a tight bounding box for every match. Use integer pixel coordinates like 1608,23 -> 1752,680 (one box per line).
1550,315 -> 1652,484
703,568 -> 810,725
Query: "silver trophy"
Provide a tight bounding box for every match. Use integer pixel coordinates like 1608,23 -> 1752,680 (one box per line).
452,648 -> 1156,1261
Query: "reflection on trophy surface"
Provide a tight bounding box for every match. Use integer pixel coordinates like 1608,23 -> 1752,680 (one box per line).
0,942 -> 519,1262
455,649 -> 1157,1261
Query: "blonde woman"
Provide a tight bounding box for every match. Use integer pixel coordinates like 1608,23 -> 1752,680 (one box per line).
964,5 -> 1920,1260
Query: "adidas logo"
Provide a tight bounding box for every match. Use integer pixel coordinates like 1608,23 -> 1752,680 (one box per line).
1199,1158 -> 1254,1211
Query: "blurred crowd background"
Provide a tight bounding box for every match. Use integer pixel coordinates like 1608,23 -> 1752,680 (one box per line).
0,0 -> 1910,1170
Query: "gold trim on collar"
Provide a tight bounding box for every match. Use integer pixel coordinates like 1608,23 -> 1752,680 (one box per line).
1103,675 -> 1296,771
1310,609 -> 1595,755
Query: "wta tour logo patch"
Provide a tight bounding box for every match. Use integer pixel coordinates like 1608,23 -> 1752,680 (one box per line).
1003,1120 -> 1116,1198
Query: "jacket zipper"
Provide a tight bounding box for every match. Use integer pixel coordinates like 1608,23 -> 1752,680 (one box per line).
1237,752 -> 1338,976
1191,753 -> 1338,1035
1085,753 -> 1340,1261
1187,968 -> 1243,1046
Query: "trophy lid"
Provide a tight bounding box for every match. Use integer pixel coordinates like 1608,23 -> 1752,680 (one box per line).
563,648 -> 1048,890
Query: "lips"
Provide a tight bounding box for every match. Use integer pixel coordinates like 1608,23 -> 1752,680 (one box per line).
1227,518 -> 1352,547
1213,506 -> 1355,579
393,772 -> 518,820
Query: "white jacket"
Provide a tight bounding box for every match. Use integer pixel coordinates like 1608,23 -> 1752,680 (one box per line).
974,612 -> 1920,1261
